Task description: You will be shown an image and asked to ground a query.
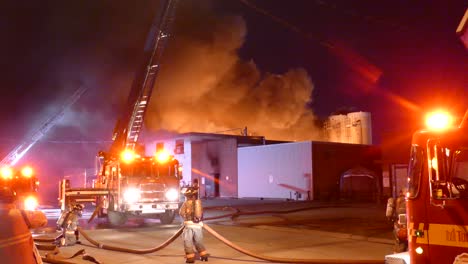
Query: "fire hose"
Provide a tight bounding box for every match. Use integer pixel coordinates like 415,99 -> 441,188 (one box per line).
76,225 -> 184,254
36,203 -> 385,263
74,222 -> 384,263
202,223 -> 383,264
204,204 -> 346,221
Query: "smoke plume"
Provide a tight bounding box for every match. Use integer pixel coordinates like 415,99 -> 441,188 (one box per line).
145,1 -> 323,142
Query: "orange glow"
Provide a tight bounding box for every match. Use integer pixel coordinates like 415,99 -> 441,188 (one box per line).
121,150 -> 136,163
155,149 -> 171,163
21,166 -> 34,178
425,111 -> 453,131
1,166 -> 13,180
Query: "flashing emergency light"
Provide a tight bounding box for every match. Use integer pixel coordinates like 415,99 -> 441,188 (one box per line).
21,166 -> 34,178
121,150 -> 136,163
1,166 -> 13,180
155,149 -> 171,163
425,111 -> 453,131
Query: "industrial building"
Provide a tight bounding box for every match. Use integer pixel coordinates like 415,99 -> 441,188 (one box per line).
147,128 -> 382,201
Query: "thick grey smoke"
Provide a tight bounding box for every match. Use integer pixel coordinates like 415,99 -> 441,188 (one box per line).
146,1 -> 323,141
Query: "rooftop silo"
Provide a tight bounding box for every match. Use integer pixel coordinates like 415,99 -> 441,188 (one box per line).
327,114 -> 348,143
347,111 -> 372,145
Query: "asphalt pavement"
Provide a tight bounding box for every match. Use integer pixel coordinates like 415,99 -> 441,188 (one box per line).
34,198 -> 395,263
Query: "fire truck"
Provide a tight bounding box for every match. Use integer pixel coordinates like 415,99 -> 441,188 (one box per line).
0,165 -> 39,211
385,111 -> 468,264
58,0 -> 181,226
385,8 -> 468,264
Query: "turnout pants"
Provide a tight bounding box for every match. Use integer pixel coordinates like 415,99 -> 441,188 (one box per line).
183,223 -> 208,259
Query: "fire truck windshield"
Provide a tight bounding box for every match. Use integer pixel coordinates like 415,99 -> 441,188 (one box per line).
408,145 -> 424,198
120,160 -> 176,179
425,142 -> 468,199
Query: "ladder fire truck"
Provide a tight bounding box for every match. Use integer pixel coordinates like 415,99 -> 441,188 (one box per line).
385,8 -> 468,264
58,0 -> 181,226
0,85 -> 87,211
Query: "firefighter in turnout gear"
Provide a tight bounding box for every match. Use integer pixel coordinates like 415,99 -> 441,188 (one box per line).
0,186 -> 47,264
56,203 -> 84,246
179,180 -> 209,263
386,190 -> 408,253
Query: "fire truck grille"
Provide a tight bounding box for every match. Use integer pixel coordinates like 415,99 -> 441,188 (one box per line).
139,183 -> 165,201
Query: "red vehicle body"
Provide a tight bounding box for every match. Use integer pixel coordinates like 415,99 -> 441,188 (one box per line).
405,111 -> 468,263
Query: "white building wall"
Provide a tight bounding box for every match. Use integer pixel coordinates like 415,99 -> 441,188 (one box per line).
238,142 -> 312,200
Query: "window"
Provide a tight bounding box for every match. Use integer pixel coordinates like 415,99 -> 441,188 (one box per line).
407,145 -> 424,198
428,142 -> 468,199
174,139 -> 184,154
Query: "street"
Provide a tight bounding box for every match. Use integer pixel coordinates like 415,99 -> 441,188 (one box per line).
34,199 -> 395,264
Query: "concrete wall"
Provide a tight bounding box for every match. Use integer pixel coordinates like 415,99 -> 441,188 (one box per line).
238,142 -> 312,200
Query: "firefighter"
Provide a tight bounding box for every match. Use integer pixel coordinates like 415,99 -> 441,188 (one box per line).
56,203 -> 84,246
179,183 -> 209,263
392,190 -> 408,253
0,186 -> 47,264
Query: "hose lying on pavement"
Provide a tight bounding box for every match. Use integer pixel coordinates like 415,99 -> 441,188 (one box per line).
203,223 -> 384,264
77,225 -> 184,254
204,204 -> 347,221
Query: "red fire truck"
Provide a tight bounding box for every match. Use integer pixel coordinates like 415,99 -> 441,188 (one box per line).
0,165 -> 40,211
386,110 -> 468,264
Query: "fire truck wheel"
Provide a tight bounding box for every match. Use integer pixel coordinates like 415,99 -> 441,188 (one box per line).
159,210 -> 175,225
107,211 -> 128,226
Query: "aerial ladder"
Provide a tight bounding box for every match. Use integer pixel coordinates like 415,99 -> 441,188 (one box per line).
59,0 -> 182,226
111,0 -> 178,153
0,85 -> 87,211
0,86 -> 87,167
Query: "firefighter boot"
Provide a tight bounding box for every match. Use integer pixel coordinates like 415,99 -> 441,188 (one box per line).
200,253 -> 210,262
185,257 -> 195,263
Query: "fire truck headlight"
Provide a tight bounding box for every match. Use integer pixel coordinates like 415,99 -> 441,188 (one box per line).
165,188 -> 179,201
123,188 -> 141,203
24,196 -> 39,211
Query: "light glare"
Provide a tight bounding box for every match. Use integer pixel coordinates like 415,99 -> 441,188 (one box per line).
21,166 -> 34,178
1,167 -> 13,179
24,196 -> 38,211
155,149 -> 170,163
425,111 -> 452,130
121,150 -> 136,163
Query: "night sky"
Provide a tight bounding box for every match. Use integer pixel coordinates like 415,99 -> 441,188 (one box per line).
0,0 -> 466,203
